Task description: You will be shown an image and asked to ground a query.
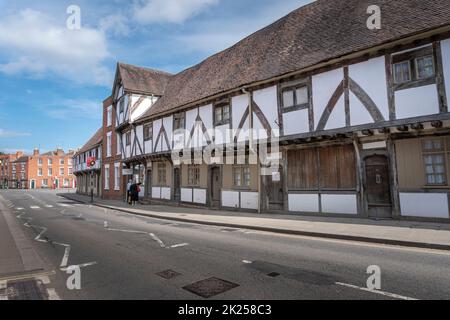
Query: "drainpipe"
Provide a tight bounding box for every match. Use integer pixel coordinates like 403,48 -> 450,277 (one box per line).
242,87 -> 262,214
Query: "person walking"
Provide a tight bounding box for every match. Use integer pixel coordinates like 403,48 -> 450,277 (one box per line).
126,179 -> 133,205
130,182 -> 141,206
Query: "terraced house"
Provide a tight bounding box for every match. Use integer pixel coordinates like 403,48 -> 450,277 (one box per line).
80,0 -> 450,222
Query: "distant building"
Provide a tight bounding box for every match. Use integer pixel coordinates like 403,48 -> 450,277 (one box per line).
73,129 -> 103,197
0,152 -> 22,189
2,149 -> 75,189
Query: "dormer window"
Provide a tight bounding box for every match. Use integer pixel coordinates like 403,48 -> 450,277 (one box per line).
144,123 -> 153,141
214,101 -> 230,126
173,112 -> 186,130
392,46 -> 436,90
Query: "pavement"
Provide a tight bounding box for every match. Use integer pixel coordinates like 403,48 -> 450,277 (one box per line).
1,189 -> 450,300
60,192 -> 450,251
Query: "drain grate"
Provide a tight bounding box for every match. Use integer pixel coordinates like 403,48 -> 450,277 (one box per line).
3,280 -> 47,300
267,272 -> 281,278
156,270 -> 182,280
183,277 -> 239,298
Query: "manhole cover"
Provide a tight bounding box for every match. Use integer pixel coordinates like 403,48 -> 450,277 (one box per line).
267,272 -> 280,278
3,280 -> 47,300
156,270 -> 182,280
183,277 -> 239,298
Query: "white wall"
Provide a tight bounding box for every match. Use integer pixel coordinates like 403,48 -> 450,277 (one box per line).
153,120 -> 162,153
349,56 -> 389,122
288,194 -> 319,213
313,68 -> 344,130
240,192 -> 258,210
181,188 -> 193,202
283,109 -> 310,136
193,189 -> 207,204
395,84 -> 440,119
222,190 -> 239,208
253,86 -> 279,140
321,194 -> 358,214
129,95 -> 156,123
400,193 -> 449,219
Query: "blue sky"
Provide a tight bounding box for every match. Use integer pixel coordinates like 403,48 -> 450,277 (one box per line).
0,0 -> 313,154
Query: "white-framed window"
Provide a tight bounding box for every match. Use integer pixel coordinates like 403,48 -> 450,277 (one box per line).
48,168 -> 53,176
104,164 -> 110,190
68,167 -> 73,175
38,158 -> 43,166
187,165 -> 200,186
107,132 -> 112,157
59,168 -> 64,176
60,158 -> 64,165
42,179 -> 48,187
63,179 -> 69,187
48,158 -> 53,165
38,168 -> 43,176
107,106 -> 112,127
232,165 -> 251,188
114,163 -> 120,190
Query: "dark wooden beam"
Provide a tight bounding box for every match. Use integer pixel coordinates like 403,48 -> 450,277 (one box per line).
411,123 -> 424,131
397,125 -> 409,132
432,121 -> 443,128
378,127 -> 390,134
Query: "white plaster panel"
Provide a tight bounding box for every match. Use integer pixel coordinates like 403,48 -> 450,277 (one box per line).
181,188 -> 193,203
193,189 -> 207,204
349,56 -> 389,120
163,116 -> 173,151
349,92 -> 375,126
321,194 -> 358,214
252,116 -> 267,141
161,187 -> 171,200
153,120 -> 162,152
325,96 -> 346,130
395,85 -> 440,119
152,187 -> 161,199
313,68 -> 344,130
288,194 -> 320,213
232,94 -> 249,132
240,192 -> 258,210
283,109 -> 310,136
253,86 -> 279,133
136,125 -> 143,155
199,104 -> 213,132
214,124 -> 230,145
222,191 -> 239,208
441,39 -> 450,107
144,140 -> 152,154
400,193 -> 449,219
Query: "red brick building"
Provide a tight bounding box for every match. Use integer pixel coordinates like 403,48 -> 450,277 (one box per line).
2,149 -> 75,189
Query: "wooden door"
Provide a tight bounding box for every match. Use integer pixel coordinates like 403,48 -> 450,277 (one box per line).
174,168 -> 181,202
365,155 -> 392,218
211,167 -> 221,207
268,168 -> 284,210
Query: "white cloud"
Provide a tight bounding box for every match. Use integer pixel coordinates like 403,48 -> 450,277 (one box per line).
100,14 -> 131,37
0,129 -> 31,138
45,99 -> 103,120
134,0 -> 218,24
0,9 -> 113,86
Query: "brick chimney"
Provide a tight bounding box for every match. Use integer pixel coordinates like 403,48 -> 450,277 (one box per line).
15,151 -> 23,158
33,148 -> 39,156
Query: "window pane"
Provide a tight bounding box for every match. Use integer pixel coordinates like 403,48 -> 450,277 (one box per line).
394,61 -> 411,83
243,167 -> 251,187
283,90 -> 295,108
215,108 -> 222,123
295,86 -> 309,105
223,105 -> 230,121
416,56 -> 435,79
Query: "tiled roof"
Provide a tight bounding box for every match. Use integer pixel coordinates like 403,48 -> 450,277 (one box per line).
140,0 -> 450,120
118,63 -> 173,96
13,156 -> 29,163
76,128 -> 103,155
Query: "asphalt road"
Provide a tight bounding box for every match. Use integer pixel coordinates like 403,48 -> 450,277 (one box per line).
1,189 -> 450,300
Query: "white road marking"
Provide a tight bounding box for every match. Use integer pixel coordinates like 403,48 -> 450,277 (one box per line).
45,205 -> 54,208
149,233 -> 166,248
30,206 -> 40,209
169,243 -> 189,249
46,288 -> 61,300
242,260 -> 253,264
58,204 -> 73,207
34,226 -> 49,243
335,282 -> 418,300
60,262 -> 97,272
15,207 -> 24,211
53,243 -> 71,268
38,276 -> 50,285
